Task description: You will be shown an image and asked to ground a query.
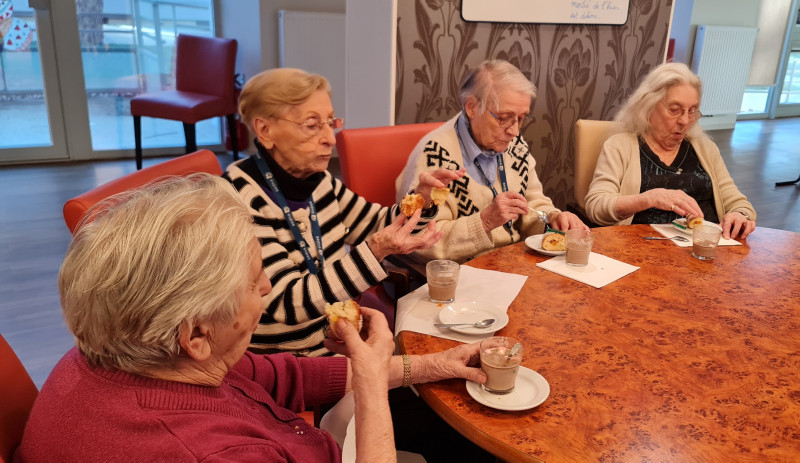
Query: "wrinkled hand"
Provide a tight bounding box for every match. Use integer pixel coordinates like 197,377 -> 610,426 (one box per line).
416,342 -> 486,384
367,209 -> 443,261
323,306 -> 395,385
642,188 -> 703,218
415,168 -> 466,206
720,212 -> 756,240
547,211 -> 589,231
480,191 -> 528,234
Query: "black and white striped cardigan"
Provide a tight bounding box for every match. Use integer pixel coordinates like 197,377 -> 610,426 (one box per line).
224,157 -> 431,356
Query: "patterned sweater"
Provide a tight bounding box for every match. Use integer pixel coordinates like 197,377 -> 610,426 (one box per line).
225,155 -> 431,356
395,113 -> 560,267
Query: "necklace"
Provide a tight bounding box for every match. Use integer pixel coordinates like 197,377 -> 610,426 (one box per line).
641,137 -> 688,175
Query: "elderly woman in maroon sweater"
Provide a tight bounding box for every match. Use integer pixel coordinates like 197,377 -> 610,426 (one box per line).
17,174 -> 486,462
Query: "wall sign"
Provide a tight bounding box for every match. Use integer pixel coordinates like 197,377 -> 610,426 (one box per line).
462,0 -> 630,25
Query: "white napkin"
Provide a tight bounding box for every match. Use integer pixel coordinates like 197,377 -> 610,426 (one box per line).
536,253 -> 639,288
650,223 -> 742,247
395,266 -> 527,343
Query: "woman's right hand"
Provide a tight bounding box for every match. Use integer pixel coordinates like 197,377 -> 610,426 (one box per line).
641,188 -> 703,218
367,209 -> 443,261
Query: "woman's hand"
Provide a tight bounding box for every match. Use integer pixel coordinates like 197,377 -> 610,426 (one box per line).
721,212 -> 756,240
548,211 -> 589,231
414,168 -> 466,206
479,191 -> 529,234
367,209 -> 443,261
640,188 -> 703,218
324,306 -> 395,385
413,342 -> 486,385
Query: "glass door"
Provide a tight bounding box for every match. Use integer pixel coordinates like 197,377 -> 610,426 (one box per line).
775,6 -> 800,118
0,0 -> 217,165
0,0 -> 68,162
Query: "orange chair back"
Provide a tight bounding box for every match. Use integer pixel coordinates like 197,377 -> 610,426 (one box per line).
0,334 -> 38,463
335,122 -> 443,206
63,150 -> 223,234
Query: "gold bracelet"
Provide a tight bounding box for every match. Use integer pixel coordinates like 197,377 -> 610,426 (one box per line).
402,354 -> 412,387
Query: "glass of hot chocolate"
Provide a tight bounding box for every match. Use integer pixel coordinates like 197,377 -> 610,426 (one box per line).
426,259 -> 460,303
691,224 -> 722,260
479,336 -> 523,394
565,229 -> 594,266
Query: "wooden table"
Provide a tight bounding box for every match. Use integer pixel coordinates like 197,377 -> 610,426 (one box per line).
398,225 -> 800,462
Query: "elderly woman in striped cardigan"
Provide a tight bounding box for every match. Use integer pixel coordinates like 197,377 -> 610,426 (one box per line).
224,68 -> 462,357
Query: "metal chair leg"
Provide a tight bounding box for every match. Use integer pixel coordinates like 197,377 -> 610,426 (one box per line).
183,122 -> 197,154
776,174 -> 800,187
226,113 -> 239,160
133,115 -> 143,170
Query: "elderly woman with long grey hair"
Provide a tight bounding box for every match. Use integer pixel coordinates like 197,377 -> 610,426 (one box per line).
585,62 -> 756,239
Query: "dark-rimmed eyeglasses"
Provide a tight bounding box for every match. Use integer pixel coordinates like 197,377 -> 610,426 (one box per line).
488,110 -> 531,130
277,117 -> 344,137
661,102 -> 702,121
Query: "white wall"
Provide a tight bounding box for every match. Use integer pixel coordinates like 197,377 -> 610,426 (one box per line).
259,0 -> 346,71
218,0 -> 261,83
345,0 -> 396,128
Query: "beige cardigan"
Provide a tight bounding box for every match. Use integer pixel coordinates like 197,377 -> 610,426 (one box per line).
585,131 -> 756,226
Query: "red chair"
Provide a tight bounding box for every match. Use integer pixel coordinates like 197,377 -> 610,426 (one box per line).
63,150 -> 223,234
131,34 -> 239,170
335,122 -> 444,206
0,334 -> 38,463
335,122 -> 444,323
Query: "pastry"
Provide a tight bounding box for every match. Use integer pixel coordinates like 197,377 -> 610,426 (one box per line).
400,193 -> 425,216
325,300 -> 362,338
687,216 -> 703,229
430,187 -> 450,205
541,232 -> 566,251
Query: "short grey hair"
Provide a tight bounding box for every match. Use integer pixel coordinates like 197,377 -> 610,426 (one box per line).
59,174 -> 256,373
460,59 -> 537,113
613,62 -> 704,140
239,68 -> 331,133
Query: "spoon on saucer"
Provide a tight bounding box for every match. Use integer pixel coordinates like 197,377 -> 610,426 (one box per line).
435,319 -> 495,329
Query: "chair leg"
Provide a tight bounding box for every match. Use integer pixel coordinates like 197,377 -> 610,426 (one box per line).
133,115 -> 143,170
226,114 -> 239,160
183,122 -> 197,154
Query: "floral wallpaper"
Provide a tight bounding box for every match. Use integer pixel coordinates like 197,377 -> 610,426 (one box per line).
395,0 -> 672,209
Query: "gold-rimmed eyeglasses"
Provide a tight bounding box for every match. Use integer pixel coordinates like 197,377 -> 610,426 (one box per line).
277,117 -> 344,137
488,110 -> 531,130
661,102 -> 702,121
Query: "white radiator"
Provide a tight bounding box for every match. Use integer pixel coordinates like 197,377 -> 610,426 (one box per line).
691,25 -> 758,117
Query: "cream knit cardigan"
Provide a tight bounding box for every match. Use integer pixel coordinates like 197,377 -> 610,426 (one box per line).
396,113 -> 559,266
585,131 -> 757,226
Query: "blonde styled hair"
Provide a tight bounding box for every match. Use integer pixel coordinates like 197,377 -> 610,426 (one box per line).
238,67 -> 331,133
460,60 -> 537,113
613,62 -> 704,140
59,174 -> 256,373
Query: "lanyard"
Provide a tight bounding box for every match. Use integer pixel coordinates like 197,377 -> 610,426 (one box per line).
472,155 -> 513,235
253,153 -> 324,275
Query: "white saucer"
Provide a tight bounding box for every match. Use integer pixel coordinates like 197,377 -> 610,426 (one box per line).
525,234 -> 565,256
466,366 -> 550,411
437,301 -> 509,335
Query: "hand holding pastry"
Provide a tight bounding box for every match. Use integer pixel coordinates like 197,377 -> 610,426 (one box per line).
414,168 -> 465,207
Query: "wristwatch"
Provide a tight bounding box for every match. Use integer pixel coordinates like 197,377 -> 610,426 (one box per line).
735,210 -> 751,220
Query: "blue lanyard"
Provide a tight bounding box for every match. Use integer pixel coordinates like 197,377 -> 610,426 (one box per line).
473,155 -> 513,235
253,153 -> 324,275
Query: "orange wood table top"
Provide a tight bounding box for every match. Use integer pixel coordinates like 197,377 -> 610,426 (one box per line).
398,225 -> 800,462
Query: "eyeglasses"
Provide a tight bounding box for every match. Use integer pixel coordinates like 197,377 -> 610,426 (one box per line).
488,110 -> 531,130
661,102 -> 702,121
278,117 -> 344,137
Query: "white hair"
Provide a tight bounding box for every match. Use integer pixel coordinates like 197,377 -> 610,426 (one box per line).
59,174 -> 256,373
460,59 -> 537,113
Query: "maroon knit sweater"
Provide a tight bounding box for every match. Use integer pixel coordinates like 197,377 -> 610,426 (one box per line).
17,348 -> 348,462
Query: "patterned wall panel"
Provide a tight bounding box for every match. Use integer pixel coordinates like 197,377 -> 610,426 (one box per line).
395,0 -> 672,209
